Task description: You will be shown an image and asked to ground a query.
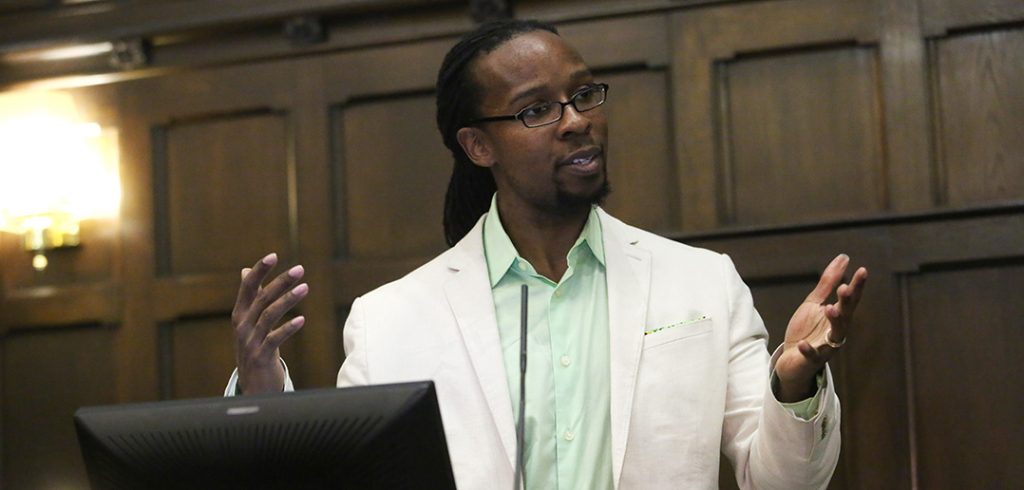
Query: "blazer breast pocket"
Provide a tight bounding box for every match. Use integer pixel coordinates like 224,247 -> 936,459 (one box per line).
643,317 -> 713,350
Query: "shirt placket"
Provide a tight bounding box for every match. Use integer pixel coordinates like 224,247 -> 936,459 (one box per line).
550,260 -> 580,488
512,260 -> 560,490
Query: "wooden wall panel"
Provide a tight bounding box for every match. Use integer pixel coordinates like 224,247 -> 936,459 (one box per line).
164,316 -> 236,399
116,59 -> 314,401
933,26 -> 1024,206
158,112 -> 294,275
724,46 -> 885,226
1,324 -> 115,490
322,39 -> 452,299
336,95 -> 450,260
877,0 -> 933,213
601,69 -> 677,233
921,0 -> 1024,34
671,0 -> 882,231
905,263 -> 1024,488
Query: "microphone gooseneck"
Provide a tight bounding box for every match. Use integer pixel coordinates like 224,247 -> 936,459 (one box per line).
513,284 -> 528,490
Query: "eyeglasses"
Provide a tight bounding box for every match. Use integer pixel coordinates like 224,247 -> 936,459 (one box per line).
467,83 -> 609,128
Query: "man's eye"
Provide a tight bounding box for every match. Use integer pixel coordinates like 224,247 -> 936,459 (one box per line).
522,103 -> 554,119
575,86 -> 598,103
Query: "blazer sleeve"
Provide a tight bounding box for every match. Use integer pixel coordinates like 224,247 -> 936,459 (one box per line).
718,254 -> 841,490
336,296 -> 370,387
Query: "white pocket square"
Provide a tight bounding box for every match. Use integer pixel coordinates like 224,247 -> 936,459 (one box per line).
644,314 -> 711,335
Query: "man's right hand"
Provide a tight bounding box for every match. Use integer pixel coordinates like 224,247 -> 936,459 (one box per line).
233,252 -> 308,395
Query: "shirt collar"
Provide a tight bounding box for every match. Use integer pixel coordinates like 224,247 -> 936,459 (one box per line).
482,193 -> 605,288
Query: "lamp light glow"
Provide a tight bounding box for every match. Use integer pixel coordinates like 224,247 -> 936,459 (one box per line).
0,90 -> 121,271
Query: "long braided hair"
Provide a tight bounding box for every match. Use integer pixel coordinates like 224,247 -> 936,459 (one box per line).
436,19 -> 558,246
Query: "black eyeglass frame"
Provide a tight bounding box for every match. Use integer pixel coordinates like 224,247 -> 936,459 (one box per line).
465,83 -> 609,128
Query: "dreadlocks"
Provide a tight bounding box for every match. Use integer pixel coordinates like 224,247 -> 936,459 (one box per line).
436,19 -> 558,246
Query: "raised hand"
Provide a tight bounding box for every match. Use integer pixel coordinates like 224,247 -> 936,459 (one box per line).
232,252 -> 308,395
774,254 -> 867,402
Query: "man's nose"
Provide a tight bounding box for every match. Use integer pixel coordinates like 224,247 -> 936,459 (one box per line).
558,104 -> 592,138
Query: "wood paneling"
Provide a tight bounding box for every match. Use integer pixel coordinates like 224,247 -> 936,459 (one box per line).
877,0 -> 933,213
0,0 -> 59,16
905,263 -> 1024,488
601,69 -> 677,233
157,111 -> 294,275
116,60 -> 303,403
723,45 -> 885,226
321,37 -> 452,309
163,316 -> 236,399
921,0 -> 1024,35
0,283 -> 120,331
1,324 -> 115,490
336,95 -> 450,260
0,0 -> 455,54
671,0 -> 881,231
933,26 -> 1024,206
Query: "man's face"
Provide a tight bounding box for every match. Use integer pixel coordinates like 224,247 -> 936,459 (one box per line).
465,31 -> 609,215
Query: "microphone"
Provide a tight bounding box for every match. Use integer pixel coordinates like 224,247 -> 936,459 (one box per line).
513,284 -> 528,490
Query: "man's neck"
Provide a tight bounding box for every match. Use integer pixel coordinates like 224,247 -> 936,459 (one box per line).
496,195 -> 590,282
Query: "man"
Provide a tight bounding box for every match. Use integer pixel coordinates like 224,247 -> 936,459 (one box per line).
226,19 -> 867,489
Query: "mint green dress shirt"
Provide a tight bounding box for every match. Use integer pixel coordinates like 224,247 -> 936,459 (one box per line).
481,196 -> 823,489
484,197 -> 614,490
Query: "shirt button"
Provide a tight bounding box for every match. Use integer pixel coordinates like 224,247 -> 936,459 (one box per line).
517,262 -> 527,271
554,289 -> 563,298
560,355 -> 571,367
564,430 -> 575,441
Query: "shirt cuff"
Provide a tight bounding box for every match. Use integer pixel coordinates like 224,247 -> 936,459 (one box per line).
773,371 -> 826,421
224,358 -> 293,396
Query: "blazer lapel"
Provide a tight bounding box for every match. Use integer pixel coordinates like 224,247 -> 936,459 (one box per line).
599,210 -> 651,487
443,219 -> 517,472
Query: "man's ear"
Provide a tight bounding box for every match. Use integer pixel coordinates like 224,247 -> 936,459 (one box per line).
456,127 -> 495,168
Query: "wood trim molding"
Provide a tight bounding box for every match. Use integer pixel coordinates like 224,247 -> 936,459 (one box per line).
919,0 -> 1024,37
0,282 -> 121,332
0,0 -> 450,54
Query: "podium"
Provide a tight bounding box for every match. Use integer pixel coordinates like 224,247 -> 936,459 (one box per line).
74,381 -> 457,489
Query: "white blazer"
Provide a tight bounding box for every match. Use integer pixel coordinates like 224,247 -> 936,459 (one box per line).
331,209 -> 840,489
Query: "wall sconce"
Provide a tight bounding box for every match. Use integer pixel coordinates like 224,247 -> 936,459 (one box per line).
0,90 -> 121,271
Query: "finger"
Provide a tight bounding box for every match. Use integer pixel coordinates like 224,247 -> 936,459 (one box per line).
244,264 -> 305,327
805,254 -> 850,304
264,316 -> 306,351
823,302 -> 851,342
234,253 -> 278,317
798,340 -> 828,366
253,282 -> 309,340
826,267 -> 868,339
843,267 -> 868,312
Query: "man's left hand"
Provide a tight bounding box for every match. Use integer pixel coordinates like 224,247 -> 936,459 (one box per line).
775,254 -> 868,402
